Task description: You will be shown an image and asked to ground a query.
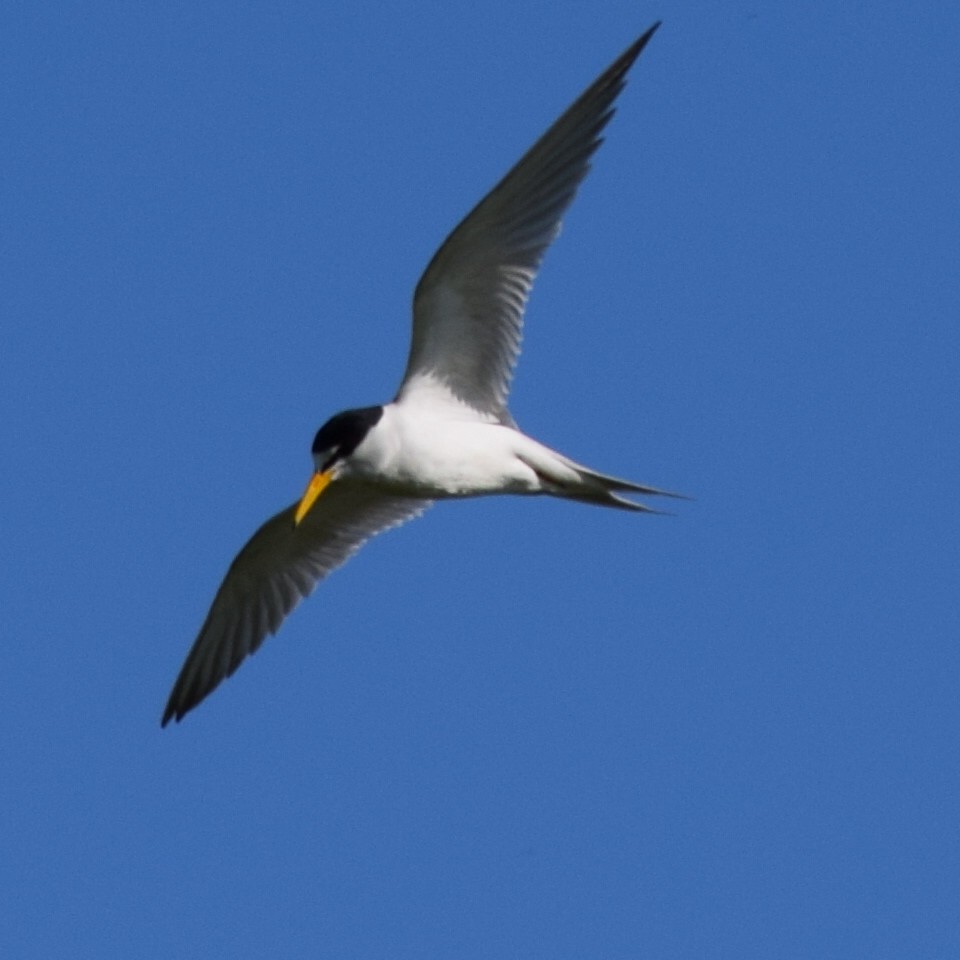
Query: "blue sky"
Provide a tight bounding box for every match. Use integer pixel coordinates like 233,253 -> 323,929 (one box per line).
3,1 -> 959,957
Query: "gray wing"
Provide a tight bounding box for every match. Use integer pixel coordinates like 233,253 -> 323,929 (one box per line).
396,23 -> 660,421
162,485 -> 432,725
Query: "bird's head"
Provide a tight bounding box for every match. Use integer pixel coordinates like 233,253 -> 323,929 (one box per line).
294,405 -> 384,525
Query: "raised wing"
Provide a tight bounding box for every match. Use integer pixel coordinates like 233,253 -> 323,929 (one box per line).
162,486 -> 431,725
396,23 -> 660,420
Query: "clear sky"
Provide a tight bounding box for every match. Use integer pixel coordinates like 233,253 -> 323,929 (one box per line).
3,1 -> 959,957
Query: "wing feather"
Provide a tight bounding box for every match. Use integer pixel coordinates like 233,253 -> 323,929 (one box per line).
397,24 -> 661,419
162,485 -> 431,725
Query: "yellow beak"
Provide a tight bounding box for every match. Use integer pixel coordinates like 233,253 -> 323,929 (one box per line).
294,470 -> 333,526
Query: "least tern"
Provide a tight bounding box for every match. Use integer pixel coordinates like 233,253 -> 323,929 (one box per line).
163,22 -> 676,726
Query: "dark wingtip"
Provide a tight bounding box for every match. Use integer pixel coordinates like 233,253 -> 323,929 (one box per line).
629,21 -> 663,62
161,689 -> 193,727
605,22 -> 662,85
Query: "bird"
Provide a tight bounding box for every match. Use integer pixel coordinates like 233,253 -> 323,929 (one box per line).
162,22 -> 677,726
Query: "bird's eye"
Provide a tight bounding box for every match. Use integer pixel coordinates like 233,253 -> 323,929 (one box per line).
321,447 -> 341,472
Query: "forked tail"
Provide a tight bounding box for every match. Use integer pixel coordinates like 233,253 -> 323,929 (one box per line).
517,439 -> 687,513
562,460 -> 687,513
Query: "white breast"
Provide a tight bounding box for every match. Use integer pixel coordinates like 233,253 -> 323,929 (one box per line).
344,401 -> 547,498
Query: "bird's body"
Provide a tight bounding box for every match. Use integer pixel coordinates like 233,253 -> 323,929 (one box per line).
162,23 -> 677,725
333,404 -> 529,498
333,402 -> 656,503
360,409 -> 539,499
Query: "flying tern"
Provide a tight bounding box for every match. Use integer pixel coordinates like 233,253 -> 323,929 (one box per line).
162,22 -> 677,725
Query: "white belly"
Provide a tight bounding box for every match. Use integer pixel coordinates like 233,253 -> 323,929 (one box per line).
343,402 -> 566,498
